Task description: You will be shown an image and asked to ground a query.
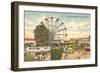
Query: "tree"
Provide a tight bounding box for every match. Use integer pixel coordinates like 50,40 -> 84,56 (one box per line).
34,25 -> 50,46
75,40 -> 79,49
51,48 -> 63,60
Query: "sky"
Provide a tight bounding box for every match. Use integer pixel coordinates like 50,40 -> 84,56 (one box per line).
24,11 -> 90,40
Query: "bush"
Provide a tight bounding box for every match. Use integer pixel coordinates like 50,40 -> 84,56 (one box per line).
24,55 -> 33,61
51,48 -> 63,60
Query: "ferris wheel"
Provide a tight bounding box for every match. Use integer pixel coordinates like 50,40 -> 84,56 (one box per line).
39,17 -> 67,44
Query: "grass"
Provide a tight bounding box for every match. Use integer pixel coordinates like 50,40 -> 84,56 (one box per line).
24,55 -> 33,61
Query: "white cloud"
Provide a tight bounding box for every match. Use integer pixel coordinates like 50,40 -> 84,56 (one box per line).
25,31 -> 34,39
66,21 -> 89,31
66,31 -> 89,40
25,16 -> 47,38
25,16 -> 90,40
65,21 -> 90,40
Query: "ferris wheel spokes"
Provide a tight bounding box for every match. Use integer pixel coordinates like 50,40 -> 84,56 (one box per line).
38,17 -> 67,45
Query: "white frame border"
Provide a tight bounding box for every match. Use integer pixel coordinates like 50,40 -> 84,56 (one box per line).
18,5 -> 96,68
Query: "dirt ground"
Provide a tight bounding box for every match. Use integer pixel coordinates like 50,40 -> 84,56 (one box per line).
62,50 -> 90,60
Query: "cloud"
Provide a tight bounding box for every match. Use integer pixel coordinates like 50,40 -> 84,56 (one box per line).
65,21 -> 90,40
25,15 -> 90,40
25,16 -> 47,38
25,31 -> 34,39
25,16 -> 44,29
66,21 -> 90,31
